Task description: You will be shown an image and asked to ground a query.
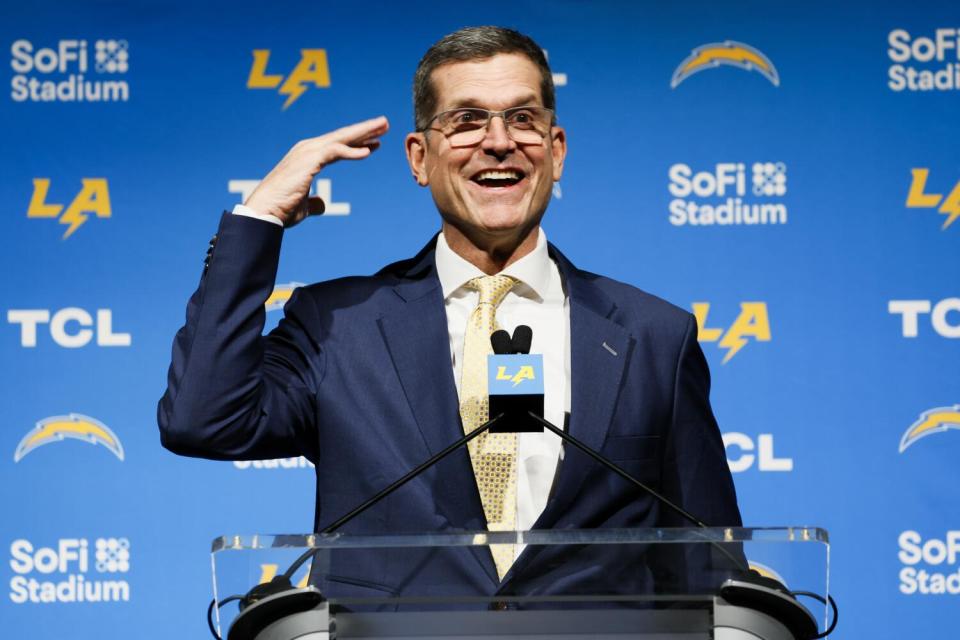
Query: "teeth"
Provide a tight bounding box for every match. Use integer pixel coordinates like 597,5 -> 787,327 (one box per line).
476,170 -> 520,181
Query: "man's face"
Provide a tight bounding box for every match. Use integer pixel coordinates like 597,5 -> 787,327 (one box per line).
406,53 -> 566,249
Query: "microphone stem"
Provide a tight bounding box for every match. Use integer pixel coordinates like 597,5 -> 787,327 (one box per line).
527,412 -> 707,528
527,411 -> 750,574
282,412 -> 506,580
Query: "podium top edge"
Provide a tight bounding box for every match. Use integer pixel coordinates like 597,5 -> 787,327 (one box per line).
210,526 -> 829,553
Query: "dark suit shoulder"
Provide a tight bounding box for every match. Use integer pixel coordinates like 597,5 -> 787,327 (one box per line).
572,268 -> 694,338
289,235 -> 438,313
291,272 -> 401,313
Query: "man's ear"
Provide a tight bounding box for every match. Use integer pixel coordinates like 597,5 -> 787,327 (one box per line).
405,132 -> 429,186
550,126 -> 567,182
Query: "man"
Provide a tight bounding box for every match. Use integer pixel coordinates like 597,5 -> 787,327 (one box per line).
159,27 -> 740,600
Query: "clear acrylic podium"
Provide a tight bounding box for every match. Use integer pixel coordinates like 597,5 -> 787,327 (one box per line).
210,527 -> 830,640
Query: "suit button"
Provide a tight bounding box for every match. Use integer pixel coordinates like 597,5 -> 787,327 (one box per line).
489,601 -> 509,611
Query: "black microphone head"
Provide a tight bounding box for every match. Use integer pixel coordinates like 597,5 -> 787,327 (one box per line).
511,325 -> 533,354
490,329 -> 512,355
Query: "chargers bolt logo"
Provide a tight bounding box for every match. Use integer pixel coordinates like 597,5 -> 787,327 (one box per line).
14,414 -> 124,462
899,406 -> 960,453
671,41 -> 779,88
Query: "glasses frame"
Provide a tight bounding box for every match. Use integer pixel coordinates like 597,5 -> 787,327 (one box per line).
419,105 -> 556,146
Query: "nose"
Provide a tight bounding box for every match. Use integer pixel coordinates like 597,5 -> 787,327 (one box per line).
480,114 -> 517,156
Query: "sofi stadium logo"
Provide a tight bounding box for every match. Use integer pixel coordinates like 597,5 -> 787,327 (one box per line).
693,302 -> 771,364
233,457 -> 313,470
888,29 -> 960,92
247,49 -> 330,109
229,179 -> 350,216
9,537 -> 130,604
671,41 -> 779,88
906,169 -> 960,230
10,39 -> 129,103
899,531 -> 960,595
14,414 -> 124,462
899,406 -> 960,453
27,178 -> 111,238
668,163 -> 787,226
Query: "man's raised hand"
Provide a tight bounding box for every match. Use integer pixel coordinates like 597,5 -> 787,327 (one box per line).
244,116 -> 389,228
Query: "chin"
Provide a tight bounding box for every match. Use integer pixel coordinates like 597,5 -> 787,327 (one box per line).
474,213 -> 533,235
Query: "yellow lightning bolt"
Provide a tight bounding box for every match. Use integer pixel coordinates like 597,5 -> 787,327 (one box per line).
942,210 -> 960,230
278,79 -> 309,110
14,414 -> 124,462
939,188 -> 960,229
276,50 -> 330,110
25,418 -> 116,449
718,331 -> 748,365
900,407 -> 960,453
672,41 -> 779,88
681,46 -> 773,76
715,303 -> 771,364
59,207 -> 88,239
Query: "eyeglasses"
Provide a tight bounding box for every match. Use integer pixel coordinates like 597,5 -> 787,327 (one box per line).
420,106 -> 555,147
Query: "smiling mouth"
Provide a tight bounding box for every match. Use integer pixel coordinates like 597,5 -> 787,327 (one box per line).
471,169 -> 526,188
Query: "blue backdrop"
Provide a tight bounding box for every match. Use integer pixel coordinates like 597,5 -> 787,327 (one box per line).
2,1 -> 958,637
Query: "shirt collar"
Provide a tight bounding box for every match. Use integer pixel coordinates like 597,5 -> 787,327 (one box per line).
435,228 -> 553,302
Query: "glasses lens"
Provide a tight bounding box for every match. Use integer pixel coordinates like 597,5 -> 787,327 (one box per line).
504,107 -> 551,144
439,109 -> 490,146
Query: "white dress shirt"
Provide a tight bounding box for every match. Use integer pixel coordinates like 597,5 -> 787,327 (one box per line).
233,205 -> 571,540
434,230 -> 570,536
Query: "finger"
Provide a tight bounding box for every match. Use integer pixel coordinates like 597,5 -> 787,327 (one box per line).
306,196 -> 325,215
325,116 -> 389,145
323,142 -> 373,163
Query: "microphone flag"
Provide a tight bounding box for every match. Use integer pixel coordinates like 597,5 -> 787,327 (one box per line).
487,353 -> 545,433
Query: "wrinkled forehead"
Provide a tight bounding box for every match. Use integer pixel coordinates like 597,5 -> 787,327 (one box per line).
429,53 -> 544,112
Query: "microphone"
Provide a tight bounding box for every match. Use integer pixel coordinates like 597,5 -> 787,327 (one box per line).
511,325 -> 532,355
490,329 -> 512,355
488,325 -> 544,433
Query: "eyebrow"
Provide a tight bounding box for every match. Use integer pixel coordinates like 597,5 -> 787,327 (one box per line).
445,94 -> 542,110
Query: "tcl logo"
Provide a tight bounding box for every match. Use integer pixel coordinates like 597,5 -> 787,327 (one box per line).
889,299 -> 960,338
7,308 -> 131,347
723,433 -> 793,473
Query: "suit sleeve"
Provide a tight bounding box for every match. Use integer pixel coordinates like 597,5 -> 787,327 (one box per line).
156,212 -> 321,462
661,313 -> 742,527
651,313 -> 745,593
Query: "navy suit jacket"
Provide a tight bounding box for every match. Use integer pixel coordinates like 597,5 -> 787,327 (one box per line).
158,212 -> 741,602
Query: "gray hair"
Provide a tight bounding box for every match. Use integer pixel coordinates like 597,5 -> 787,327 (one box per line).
413,26 -> 556,131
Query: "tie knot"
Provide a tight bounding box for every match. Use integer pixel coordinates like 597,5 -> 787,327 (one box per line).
468,275 -> 516,308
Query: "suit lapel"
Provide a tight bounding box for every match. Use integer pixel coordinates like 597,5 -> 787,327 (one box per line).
376,241 -> 499,587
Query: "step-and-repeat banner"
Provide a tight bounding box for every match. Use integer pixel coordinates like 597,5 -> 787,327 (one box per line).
2,1 -> 957,637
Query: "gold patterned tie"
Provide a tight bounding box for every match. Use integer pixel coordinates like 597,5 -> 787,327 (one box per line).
459,275 -> 518,580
